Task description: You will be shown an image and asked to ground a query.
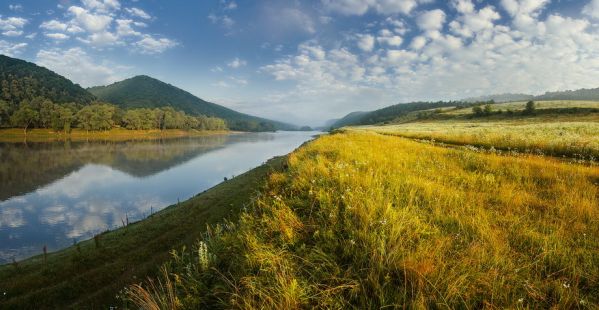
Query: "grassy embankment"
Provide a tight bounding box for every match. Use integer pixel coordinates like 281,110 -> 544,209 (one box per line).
129,126 -> 598,308
0,157 -> 285,309
0,128 -> 232,143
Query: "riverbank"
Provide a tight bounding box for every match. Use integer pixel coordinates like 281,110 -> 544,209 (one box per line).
0,128 -> 235,143
0,156 -> 286,309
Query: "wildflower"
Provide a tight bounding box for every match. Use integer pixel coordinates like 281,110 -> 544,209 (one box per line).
517,298 -> 524,303
562,282 -> 570,289
349,239 -> 355,245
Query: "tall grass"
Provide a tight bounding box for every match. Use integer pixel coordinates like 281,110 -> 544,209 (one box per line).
361,121 -> 599,160
128,131 -> 599,308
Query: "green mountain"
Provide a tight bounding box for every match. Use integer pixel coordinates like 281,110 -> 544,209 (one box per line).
0,54 -> 95,105
88,75 -> 296,131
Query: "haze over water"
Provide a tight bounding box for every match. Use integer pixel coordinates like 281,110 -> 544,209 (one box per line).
0,131 -> 318,263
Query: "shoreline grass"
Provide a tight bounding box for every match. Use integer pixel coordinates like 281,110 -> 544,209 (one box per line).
129,130 -> 599,309
0,156 -> 285,309
0,128 -> 236,143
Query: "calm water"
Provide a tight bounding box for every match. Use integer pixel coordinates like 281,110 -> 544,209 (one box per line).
0,131 -> 318,264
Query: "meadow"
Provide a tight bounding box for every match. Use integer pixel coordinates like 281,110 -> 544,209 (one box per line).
360,120 -> 599,160
445,100 -> 599,115
128,130 -> 599,309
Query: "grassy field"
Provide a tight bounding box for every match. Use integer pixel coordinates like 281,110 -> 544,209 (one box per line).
0,128 -> 232,143
359,120 -> 599,160
0,157 -> 284,309
446,100 -> 599,115
129,130 -> 599,309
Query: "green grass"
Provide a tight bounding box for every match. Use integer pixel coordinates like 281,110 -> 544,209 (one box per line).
0,157 -> 285,309
129,130 -> 599,308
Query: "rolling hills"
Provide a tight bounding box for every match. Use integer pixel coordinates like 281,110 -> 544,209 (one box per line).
88,75 -> 296,131
0,55 -> 95,106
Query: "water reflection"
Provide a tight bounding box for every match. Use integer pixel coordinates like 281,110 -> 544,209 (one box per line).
0,131 -> 318,263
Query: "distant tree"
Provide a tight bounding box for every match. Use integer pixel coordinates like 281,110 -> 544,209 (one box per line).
524,101 -> 536,115
0,99 -> 9,126
11,103 -> 39,134
39,99 -> 55,128
483,104 -> 493,116
472,106 -> 484,117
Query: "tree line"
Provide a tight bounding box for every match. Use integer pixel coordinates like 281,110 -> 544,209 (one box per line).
0,97 -> 227,133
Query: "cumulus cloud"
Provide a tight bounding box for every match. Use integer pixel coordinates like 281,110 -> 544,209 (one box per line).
357,34 -> 375,51
36,47 -> 122,87
228,57 -> 247,68
0,16 -> 27,37
35,0 -> 176,54
0,39 -> 27,56
45,32 -> 70,40
8,4 -> 23,12
125,7 -> 151,20
322,0 -> 420,15
583,0 -> 599,19
417,9 -> 446,31
256,1 -> 599,125
134,35 -> 178,54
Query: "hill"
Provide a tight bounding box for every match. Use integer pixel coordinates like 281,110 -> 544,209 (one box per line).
534,87 -> 599,101
462,93 -> 534,103
0,54 -> 95,106
331,102 -> 459,128
88,75 -> 295,131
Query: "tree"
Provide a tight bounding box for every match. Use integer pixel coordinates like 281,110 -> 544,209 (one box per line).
11,103 -> 39,134
39,99 -> 55,128
0,99 -> 9,126
472,106 -> 484,117
483,104 -> 493,116
524,101 -> 536,115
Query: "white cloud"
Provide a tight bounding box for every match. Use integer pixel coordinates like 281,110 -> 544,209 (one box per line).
125,7 -> 151,20
417,9 -> 446,31
134,35 -> 178,54
45,32 -> 70,40
8,4 -> 23,12
357,34 -> 375,51
36,47 -> 122,87
81,0 -> 121,13
228,57 -> 247,68
224,1 -> 238,10
40,20 -> 68,31
583,0 -> 599,19
0,40 -> 26,56
322,0 -> 420,15
0,16 -> 27,37
68,6 -> 113,33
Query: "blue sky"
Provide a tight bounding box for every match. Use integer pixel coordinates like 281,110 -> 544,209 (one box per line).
1,0 -> 598,125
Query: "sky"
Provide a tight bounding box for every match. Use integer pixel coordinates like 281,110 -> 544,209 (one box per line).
1,0 -> 599,126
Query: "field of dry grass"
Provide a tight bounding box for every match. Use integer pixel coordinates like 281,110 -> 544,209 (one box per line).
128,130 -> 599,308
360,120 -> 599,160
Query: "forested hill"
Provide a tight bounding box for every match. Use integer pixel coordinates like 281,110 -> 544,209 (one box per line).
88,75 -> 296,131
0,55 -> 95,105
534,87 -> 599,101
331,101 -> 459,129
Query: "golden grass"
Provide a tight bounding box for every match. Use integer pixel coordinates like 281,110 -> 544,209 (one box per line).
0,128 -> 232,143
360,120 -> 599,160
130,130 -> 599,308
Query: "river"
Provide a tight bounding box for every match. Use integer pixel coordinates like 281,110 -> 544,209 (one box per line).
0,131 -> 319,264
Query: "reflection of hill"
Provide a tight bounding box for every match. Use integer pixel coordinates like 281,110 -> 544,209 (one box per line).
0,133 -> 274,201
